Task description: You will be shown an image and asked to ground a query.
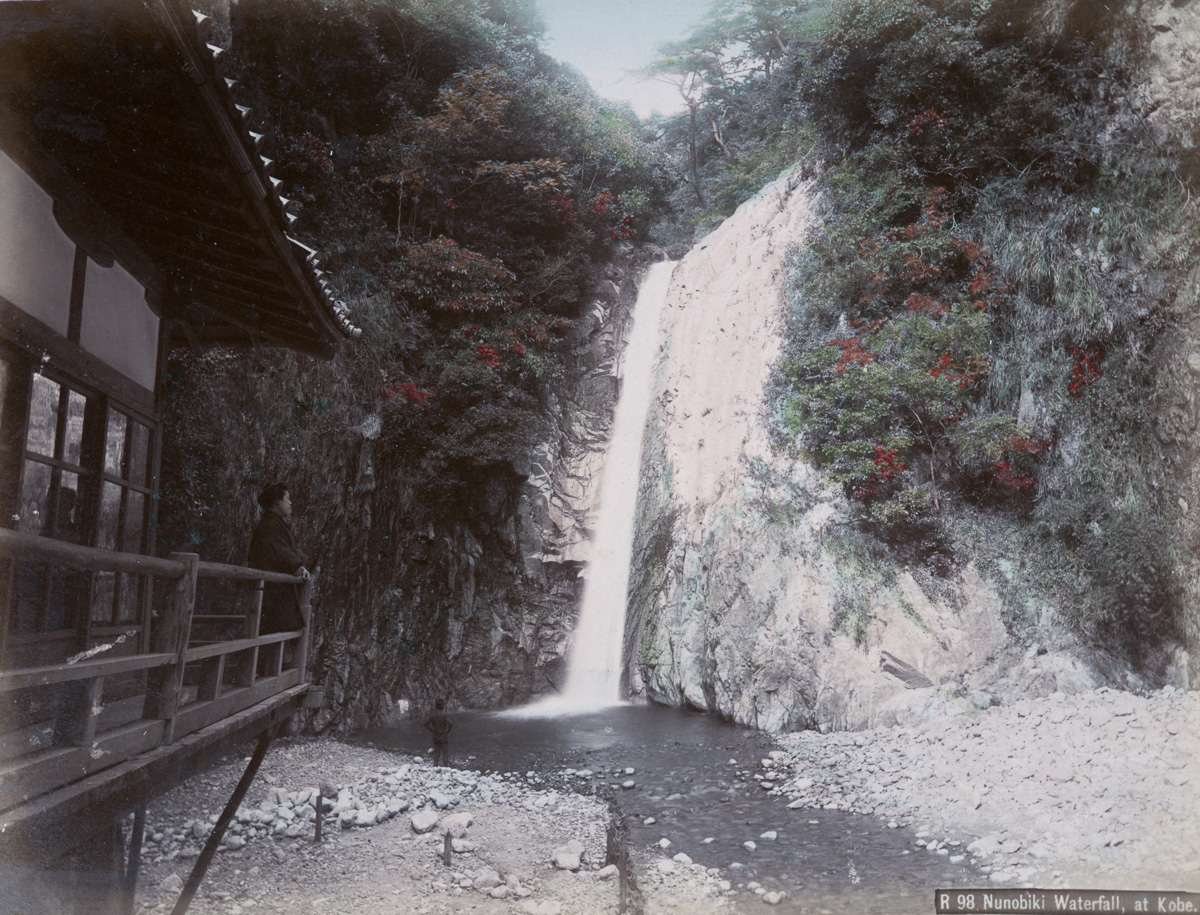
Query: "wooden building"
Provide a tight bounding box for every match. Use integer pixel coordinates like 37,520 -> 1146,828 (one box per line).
0,1 -> 356,909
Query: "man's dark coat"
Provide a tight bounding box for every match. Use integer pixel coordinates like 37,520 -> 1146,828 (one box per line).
247,510 -> 307,634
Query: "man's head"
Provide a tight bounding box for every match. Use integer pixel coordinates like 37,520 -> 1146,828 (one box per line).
435,698 -> 445,711
257,483 -> 291,516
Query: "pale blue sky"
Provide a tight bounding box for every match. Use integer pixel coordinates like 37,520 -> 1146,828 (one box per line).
536,0 -> 710,119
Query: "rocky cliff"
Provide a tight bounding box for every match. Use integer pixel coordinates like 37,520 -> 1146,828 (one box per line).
625,173 -> 1133,733
621,1 -> 1200,732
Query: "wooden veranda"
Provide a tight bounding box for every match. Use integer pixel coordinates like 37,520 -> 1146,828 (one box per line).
0,527 -> 315,871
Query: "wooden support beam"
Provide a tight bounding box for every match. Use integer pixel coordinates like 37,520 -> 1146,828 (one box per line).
170,726 -> 276,915
124,805 -> 147,915
175,318 -> 204,355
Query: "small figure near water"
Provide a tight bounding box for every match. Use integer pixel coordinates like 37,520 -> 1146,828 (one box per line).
248,482 -> 310,635
424,698 -> 453,767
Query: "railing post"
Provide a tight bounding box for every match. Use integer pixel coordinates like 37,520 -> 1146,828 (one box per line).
54,675 -> 105,748
147,552 -> 198,745
296,572 -> 315,682
231,584 -> 262,688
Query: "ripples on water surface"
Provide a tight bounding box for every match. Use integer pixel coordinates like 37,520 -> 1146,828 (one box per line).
360,703 -> 978,913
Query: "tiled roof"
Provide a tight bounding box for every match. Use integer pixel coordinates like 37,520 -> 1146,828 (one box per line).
0,0 -> 359,357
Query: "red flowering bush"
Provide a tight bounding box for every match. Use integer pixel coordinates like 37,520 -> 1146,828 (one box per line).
1068,343 -> 1105,396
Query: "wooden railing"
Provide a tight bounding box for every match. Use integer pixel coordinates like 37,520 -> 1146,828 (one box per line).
0,528 -> 313,815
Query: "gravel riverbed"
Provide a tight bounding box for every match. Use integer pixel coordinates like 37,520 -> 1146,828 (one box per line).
770,685 -> 1200,890
130,686 -> 1198,914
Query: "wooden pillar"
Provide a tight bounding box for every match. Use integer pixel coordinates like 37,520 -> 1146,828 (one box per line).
123,805 -> 146,915
232,584 -> 263,687
146,552 -> 198,745
296,573 -> 315,682
54,675 -> 104,748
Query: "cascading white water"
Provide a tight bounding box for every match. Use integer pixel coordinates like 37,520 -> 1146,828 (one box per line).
507,260 -> 676,717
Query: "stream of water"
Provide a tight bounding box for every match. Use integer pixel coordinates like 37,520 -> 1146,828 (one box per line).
360,705 -> 979,913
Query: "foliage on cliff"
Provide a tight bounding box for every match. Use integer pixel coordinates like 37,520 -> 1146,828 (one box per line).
157,0 -> 661,724
651,0 -> 1199,662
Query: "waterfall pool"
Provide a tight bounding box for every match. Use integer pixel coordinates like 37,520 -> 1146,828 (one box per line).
358,702 -> 980,913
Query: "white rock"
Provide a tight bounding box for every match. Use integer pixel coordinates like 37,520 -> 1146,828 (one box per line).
658,838 -> 671,848
441,812 -> 473,837
552,839 -> 584,871
410,809 -> 440,834
760,830 -> 777,840
743,841 -> 757,852
160,874 -> 183,893
673,853 -> 693,866
763,891 -> 784,905
968,836 -> 1000,857
657,860 -> 676,874
473,867 -> 503,890
597,864 -> 619,880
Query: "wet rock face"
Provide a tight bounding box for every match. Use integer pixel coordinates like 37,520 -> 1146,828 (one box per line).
301,264 -> 639,730
438,269 -> 642,711
625,174 -> 1129,733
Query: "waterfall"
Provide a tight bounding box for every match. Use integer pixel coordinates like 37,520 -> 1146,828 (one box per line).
508,259 -> 675,717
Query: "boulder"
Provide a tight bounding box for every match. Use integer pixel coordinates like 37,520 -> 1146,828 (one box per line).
442,812 -> 473,837
552,839 -> 585,870
410,809 -> 440,834
472,867 -> 503,891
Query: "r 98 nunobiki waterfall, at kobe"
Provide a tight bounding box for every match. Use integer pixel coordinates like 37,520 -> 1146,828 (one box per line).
513,260 -> 676,716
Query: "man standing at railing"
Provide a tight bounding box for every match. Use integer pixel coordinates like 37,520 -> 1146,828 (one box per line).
248,482 -> 310,635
